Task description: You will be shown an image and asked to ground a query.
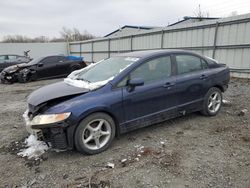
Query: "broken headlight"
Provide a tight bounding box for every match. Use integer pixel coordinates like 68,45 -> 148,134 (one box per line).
29,112 -> 71,125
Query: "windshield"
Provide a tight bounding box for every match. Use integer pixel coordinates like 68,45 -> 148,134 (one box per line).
74,56 -> 140,83
27,57 -> 44,65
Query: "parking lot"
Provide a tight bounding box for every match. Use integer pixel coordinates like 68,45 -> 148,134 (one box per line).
0,78 -> 249,187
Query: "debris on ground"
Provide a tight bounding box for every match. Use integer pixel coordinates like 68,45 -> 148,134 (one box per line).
7,139 -> 26,155
176,131 -> 184,135
63,174 -> 69,179
222,99 -> 231,106
241,136 -> 250,142
238,109 -> 248,116
121,158 -> 127,163
17,135 -> 49,159
106,162 -> 115,168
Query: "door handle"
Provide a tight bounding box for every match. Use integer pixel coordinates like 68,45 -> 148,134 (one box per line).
200,74 -> 207,80
163,82 -> 175,89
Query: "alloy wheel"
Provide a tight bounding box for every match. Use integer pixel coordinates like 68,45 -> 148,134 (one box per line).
208,91 -> 222,113
81,119 -> 111,150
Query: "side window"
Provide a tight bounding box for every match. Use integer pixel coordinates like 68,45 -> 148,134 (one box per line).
201,59 -> 208,69
57,56 -> 66,62
41,56 -> 59,64
117,76 -> 129,88
130,56 -> 172,85
0,56 -> 5,63
8,55 -> 17,60
176,55 -> 204,74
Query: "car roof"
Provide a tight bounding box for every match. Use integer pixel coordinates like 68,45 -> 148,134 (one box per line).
115,49 -> 201,58
0,54 -> 21,56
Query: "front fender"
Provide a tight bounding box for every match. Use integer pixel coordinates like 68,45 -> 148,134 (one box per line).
76,106 -> 120,135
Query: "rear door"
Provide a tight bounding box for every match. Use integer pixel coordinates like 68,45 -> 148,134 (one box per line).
174,53 -> 212,113
121,55 -> 177,131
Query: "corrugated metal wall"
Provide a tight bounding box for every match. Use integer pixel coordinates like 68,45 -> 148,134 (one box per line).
69,14 -> 250,78
0,42 -> 68,59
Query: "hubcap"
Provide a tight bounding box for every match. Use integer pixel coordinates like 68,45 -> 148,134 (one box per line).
208,91 -> 221,113
82,119 -> 111,150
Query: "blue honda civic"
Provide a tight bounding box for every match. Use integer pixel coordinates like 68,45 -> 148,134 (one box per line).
24,50 -> 230,154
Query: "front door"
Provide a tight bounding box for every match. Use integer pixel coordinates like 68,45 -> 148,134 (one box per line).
36,56 -> 61,78
121,55 -> 177,132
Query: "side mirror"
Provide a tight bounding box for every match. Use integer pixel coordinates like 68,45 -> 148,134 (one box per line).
127,78 -> 144,91
37,63 -> 43,67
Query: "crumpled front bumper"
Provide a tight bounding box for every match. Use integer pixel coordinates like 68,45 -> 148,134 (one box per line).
23,110 -> 70,150
0,71 -> 17,83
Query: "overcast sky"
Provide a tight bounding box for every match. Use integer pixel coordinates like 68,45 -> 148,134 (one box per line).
0,0 -> 249,40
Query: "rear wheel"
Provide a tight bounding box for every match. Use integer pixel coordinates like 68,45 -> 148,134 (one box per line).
74,113 -> 116,155
201,87 -> 222,116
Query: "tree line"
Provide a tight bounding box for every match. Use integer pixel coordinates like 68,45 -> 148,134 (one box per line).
1,27 -> 95,43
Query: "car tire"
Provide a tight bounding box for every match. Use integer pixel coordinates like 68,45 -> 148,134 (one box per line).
201,87 -> 222,116
74,112 -> 116,155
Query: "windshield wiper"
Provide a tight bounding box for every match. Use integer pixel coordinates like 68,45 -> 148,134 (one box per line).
76,78 -> 91,83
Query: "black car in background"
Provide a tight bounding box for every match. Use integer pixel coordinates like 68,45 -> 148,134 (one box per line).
0,55 -> 86,83
0,54 -> 31,72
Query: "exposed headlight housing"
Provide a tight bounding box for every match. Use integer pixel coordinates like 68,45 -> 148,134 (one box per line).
29,112 -> 71,126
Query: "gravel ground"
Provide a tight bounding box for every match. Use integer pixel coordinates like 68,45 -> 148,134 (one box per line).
0,78 -> 249,188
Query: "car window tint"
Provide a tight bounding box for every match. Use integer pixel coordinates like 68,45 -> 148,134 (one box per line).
117,76 -> 129,88
201,59 -> 208,69
8,55 -> 17,60
130,56 -> 171,84
0,56 -> 6,60
42,56 -> 59,64
176,55 -> 203,74
57,56 -> 66,62
0,56 -> 5,63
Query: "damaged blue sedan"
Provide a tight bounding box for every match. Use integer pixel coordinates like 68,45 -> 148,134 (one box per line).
24,50 -> 230,154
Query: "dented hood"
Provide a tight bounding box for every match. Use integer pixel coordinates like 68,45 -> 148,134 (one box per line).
3,63 -> 29,73
28,81 -> 89,106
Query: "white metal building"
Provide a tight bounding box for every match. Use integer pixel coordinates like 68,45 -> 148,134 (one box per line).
69,13 -> 250,78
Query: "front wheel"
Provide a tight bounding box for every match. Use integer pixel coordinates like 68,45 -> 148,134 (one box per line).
17,69 -> 32,83
74,113 -> 116,155
201,87 -> 222,116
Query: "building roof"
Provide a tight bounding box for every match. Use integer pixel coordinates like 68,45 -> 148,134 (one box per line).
104,25 -> 157,37
169,16 -> 220,27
